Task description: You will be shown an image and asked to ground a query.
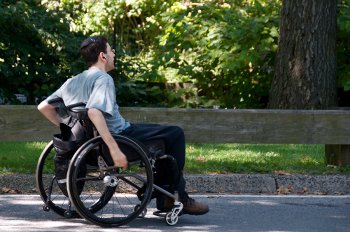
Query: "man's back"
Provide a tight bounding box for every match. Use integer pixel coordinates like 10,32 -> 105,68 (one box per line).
47,68 -> 106,106
46,67 -> 130,134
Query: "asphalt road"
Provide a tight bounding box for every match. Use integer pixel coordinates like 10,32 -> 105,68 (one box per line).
0,194 -> 349,232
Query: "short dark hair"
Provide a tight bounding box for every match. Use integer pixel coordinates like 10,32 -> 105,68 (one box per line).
80,36 -> 108,67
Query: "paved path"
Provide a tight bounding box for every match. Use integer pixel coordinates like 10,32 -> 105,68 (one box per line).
1,194 -> 349,232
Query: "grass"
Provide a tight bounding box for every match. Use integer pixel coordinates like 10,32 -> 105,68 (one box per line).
0,142 -> 349,175
186,144 -> 350,175
0,142 -> 45,174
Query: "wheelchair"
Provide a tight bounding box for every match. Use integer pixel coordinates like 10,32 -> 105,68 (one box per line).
36,99 -> 184,227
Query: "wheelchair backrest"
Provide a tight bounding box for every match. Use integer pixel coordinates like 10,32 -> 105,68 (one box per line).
66,102 -> 89,122
48,98 -> 95,140
48,97 -> 89,122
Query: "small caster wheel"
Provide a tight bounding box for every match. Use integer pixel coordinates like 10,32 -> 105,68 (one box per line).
165,211 -> 178,226
64,210 -> 72,218
43,205 -> 50,212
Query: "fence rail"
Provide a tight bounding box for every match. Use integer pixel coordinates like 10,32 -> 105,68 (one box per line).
1,106 -> 350,144
2,105 -> 350,165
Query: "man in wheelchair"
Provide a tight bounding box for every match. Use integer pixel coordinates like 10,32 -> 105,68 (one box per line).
38,36 -> 209,216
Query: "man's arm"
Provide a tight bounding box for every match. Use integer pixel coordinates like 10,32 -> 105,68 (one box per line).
37,101 -> 61,126
88,108 -> 128,169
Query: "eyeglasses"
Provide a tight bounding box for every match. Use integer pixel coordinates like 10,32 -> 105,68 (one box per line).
80,37 -> 97,49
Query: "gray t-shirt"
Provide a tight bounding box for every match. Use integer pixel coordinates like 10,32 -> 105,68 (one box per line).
46,68 -> 130,134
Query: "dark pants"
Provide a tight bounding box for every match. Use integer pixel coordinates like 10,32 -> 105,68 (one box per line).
120,123 -> 186,193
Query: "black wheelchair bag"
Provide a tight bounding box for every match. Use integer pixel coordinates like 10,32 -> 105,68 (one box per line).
53,117 -> 88,196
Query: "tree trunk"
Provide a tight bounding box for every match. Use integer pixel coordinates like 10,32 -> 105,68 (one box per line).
268,0 -> 337,109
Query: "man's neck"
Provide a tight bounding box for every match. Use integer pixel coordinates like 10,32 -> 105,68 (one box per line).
89,64 -> 106,72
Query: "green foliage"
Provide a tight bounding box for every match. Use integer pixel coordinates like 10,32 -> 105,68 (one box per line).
50,0 -> 282,108
0,0 -> 348,107
0,0 -> 85,104
116,80 -> 167,107
54,0 -> 181,106
337,0 -> 350,91
147,0 -> 281,108
56,0 -> 177,54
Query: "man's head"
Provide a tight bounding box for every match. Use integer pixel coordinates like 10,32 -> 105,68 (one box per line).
80,36 -> 115,72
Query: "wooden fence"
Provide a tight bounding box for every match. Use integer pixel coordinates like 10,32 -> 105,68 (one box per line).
1,105 -> 350,165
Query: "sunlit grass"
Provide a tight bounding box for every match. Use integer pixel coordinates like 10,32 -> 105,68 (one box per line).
185,144 -> 350,175
0,142 -> 349,175
0,141 -> 46,174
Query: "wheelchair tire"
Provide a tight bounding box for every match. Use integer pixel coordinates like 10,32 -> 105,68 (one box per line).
67,135 -> 154,227
36,141 -> 79,218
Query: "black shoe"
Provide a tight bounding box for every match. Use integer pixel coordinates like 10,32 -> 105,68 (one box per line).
180,192 -> 209,215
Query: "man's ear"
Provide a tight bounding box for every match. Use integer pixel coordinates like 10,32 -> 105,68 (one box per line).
99,52 -> 106,61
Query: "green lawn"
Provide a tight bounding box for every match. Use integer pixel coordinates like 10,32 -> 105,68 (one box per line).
0,142 -> 349,175
185,143 -> 350,174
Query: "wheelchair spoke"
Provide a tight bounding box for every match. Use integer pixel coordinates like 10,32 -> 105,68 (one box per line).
76,175 -> 101,182
118,176 -> 142,190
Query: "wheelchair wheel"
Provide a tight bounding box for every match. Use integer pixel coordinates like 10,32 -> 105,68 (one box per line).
67,135 -> 154,227
36,141 -> 78,218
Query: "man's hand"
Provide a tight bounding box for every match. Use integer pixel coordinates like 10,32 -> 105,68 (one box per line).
110,148 -> 128,170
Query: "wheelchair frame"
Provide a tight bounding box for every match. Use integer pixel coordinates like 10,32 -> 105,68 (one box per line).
35,100 -> 183,227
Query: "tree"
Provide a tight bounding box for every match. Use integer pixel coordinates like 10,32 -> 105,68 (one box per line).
268,0 -> 337,109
